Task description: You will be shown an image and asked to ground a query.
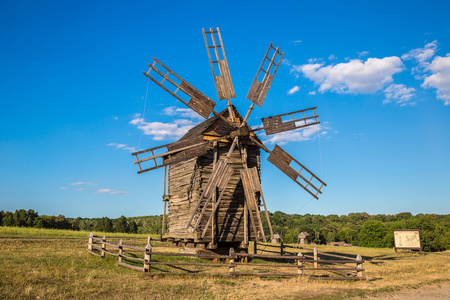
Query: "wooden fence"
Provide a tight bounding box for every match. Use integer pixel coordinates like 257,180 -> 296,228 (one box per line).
87,233 -> 365,280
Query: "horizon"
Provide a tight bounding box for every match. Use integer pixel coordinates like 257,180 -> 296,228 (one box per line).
1,0 -> 449,218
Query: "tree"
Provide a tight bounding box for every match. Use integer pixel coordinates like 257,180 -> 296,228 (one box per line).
94,217 -> 113,233
359,220 -> 388,248
114,216 -> 129,233
129,220 -> 138,234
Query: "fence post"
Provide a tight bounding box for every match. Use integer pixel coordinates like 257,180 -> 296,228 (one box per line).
118,239 -> 123,263
253,240 -> 257,255
280,241 -> 284,256
88,232 -> 93,251
314,247 -> 318,269
101,236 -> 106,257
144,236 -> 152,273
297,252 -> 304,275
229,248 -> 235,275
356,254 -> 363,278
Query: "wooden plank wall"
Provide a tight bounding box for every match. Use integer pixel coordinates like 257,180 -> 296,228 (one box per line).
166,141 -> 261,244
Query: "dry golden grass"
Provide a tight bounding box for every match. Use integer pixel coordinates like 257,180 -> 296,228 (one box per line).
1,227 -> 449,299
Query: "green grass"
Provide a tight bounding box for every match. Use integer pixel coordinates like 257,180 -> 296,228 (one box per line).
1,227 -> 449,299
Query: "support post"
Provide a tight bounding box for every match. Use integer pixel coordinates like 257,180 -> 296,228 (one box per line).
280,241 -> 284,256
253,240 -> 257,255
88,232 -> 93,251
101,236 -> 106,257
144,236 -> 152,273
314,247 -> 318,269
229,248 -> 235,274
297,252 -> 304,275
212,141 -> 218,247
118,239 -> 123,263
161,165 -> 168,238
356,254 -> 363,278
244,201 -> 248,246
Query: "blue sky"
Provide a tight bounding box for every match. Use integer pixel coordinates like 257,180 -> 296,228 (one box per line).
1,0 -> 449,218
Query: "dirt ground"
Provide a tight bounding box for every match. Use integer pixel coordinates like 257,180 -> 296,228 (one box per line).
353,282 -> 450,299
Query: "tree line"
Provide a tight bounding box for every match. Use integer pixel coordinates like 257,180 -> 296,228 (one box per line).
1,209 -> 449,251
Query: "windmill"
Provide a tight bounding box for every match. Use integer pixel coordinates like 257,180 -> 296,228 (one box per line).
131,28 -> 326,251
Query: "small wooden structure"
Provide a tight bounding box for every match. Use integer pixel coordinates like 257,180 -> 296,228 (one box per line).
272,233 -> 282,243
131,28 -> 327,252
298,232 -> 310,244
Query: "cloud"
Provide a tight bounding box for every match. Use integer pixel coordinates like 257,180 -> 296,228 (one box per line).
263,124 -> 325,145
71,182 -> 97,186
130,107 -> 201,141
357,51 -> 369,57
76,188 -> 86,191
383,84 -> 416,106
309,91 -> 316,95
328,54 -> 336,60
163,106 -> 203,120
107,143 -> 137,153
402,40 -> 438,77
94,189 -> 128,195
289,40 -> 302,46
422,54 -> 450,105
294,56 -> 404,94
287,86 -> 300,95
402,40 -> 438,64
58,187 -> 68,190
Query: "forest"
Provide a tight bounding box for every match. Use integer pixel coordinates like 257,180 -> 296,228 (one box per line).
1,209 -> 449,252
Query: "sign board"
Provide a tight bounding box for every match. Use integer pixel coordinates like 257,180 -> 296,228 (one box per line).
393,229 -> 422,253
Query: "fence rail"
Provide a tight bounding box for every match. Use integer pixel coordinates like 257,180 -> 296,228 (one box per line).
86,233 -> 365,280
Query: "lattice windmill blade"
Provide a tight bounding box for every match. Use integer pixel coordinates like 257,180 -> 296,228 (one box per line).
247,42 -> 283,107
132,136 -> 209,174
202,27 -> 235,101
267,145 -> 326,200
258,107 -> 320,135
143,58 -> 216,119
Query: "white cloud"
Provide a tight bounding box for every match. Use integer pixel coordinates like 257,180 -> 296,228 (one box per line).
94,189 -> 128,195
309,91 -> 316,95
402,40 -> 438,77
357,51 -> 369,57
402,40 -> 438,64
328,54 -> 336,60
58,187 -> 68,190
130,106 -> 203,141
71,182 -> 97,186
287,86 -> 300,95
383,84 -> 416,106
130,117 -> 197,141
289,40 -> 302,46
107,143 -> 137,153
76,188 -> 86,191
263,124 -> 324,145
294,56 -> 404,94
422,54 -> 450,105
163,106 -> 204,120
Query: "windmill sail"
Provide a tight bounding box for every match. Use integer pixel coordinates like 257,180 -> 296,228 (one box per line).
267,145 -> 326,199
261,107 -> 320,135
143,58 -> 216,119
247,42 -> 283,107
202,27 -> 235,100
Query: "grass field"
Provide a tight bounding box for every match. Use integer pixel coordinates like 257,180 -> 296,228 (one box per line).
1,227 -> 449,299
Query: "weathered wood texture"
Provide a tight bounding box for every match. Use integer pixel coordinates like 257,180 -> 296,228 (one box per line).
164,108 -> 262,244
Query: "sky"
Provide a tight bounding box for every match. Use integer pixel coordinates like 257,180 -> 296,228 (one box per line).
1,0 -> 449,218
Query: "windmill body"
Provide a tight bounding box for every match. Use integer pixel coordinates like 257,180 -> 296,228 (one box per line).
132,28 -> 327,251
165,107 -> 262,249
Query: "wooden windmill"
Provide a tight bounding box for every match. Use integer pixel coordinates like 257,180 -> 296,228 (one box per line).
131,28 -> 326,251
